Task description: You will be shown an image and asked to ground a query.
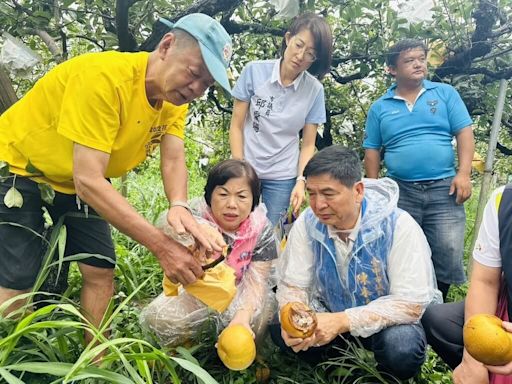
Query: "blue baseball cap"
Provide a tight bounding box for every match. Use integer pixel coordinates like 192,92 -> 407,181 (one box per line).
159,13 -> 232,94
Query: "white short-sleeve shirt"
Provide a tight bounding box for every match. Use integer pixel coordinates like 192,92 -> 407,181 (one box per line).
473,186 -> 505,268
231,59 -> 326,180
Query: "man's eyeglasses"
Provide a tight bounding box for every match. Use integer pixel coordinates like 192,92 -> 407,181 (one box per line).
290,37 -> 317,63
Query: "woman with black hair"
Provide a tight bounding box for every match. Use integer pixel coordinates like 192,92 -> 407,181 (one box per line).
229,13 -> 333,226
140,159 -> 278,347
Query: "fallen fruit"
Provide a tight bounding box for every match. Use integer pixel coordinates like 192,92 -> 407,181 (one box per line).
217,325 -> 256,370
464,314 -> 512,365
280,302 -> 318,338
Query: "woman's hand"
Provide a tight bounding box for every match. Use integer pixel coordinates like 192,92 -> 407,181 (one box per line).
290,180 -> 306,215
228,308 -> 255,338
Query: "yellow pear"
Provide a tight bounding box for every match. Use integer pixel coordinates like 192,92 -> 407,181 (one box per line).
464,314 -> 512,366
217,325 -> 256,371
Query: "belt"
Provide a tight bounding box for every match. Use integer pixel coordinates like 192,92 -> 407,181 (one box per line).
412,178 -> 446,185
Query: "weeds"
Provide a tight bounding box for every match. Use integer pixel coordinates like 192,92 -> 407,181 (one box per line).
0,151 -> 459,383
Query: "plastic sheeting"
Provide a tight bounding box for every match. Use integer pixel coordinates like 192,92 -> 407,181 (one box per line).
140,199 -> 278,347
392,0 -> 435,24
0,32 -> 40,76
269,0 -> 299,19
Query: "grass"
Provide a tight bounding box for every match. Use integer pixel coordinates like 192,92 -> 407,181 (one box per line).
0,153 -> 482,383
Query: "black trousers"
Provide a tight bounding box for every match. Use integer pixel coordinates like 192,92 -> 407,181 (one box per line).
0,174 -> 115,290
421,300 -> 465,369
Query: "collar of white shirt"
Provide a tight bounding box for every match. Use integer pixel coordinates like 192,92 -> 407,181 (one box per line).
327,209 -> 362,246
270,59 -> 305,91
393,88 -> 426,112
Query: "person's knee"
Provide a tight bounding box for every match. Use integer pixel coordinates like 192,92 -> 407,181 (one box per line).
421,301 -> 465,369
269,321 -> 287,350
373,324 -> 426,380
0,286 -> 31,316
79,264 -> 114,292
421,303 -> 445,339
140,302 -> 159,331
269,320 -> 301,354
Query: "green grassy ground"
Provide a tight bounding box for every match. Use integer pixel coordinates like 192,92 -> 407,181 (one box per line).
0,155 -> 480,383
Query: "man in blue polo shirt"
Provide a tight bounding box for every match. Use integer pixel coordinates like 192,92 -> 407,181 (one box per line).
363,39 -> 474,300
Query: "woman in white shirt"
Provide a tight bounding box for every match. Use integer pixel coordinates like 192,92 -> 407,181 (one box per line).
229,13 -> 333,226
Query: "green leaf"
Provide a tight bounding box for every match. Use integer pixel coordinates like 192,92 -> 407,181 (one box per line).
4,362 -> 135,384
41,206 -> 54,228
0,368 -> 24,384
171,356 -> 219,384
330,366 -> 353,377
38,183 -> 55,205
4,187 -> 23,208
0,161 -> 9,181
56,225 -> 67,279
176,346 -> 200,366
25,160 -> 43,176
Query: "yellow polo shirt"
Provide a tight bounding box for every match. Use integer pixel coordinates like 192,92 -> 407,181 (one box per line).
0,51 -> 187,194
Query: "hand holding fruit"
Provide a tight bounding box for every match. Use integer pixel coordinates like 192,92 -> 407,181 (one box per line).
453,358 -> 489,384
217,325 -> 256,371
227,308 -> 255,338
280,302 -> 318,338
484,320 -> 512,376
280,303 -> 351,353
463,314 -> 512,366
280,302 -> 319,352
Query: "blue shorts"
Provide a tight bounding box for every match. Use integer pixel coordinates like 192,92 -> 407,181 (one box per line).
0,174 -> 115,290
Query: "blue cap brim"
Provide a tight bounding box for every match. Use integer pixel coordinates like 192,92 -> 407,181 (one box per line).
198,43 -> 231,95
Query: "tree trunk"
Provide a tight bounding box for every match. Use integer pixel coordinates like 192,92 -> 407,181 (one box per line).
0,66 -> 18,114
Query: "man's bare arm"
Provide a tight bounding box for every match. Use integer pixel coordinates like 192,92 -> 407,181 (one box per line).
364,148 -> 381,178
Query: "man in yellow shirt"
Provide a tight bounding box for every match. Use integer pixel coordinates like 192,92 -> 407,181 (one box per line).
0,13 -> 231,342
